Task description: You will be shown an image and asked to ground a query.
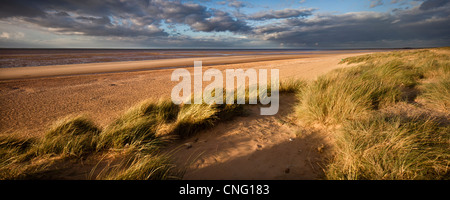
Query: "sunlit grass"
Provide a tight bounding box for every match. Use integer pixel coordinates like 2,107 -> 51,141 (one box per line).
305,48 -> 450,179
326,115 -> 450,180
2,48 -> 447,180
0,79 -> 304,179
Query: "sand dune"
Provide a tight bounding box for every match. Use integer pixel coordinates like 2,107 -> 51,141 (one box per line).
171,95 -> 332,180
0,50 -> 382,180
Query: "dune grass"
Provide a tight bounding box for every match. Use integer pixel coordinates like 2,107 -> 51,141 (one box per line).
99,150 -> 182,180
300,48 -> 450,179
297,49 -> 448,125
0,78 -> 302,180
97,99 -> 178,150
279,78 -> 307,93
327,115 -> 450,180
171,103 -> 218,138
0,135 -> 34,167
36,115 -> 101,157
420,77 -> 450,111
296,60 -> 418,124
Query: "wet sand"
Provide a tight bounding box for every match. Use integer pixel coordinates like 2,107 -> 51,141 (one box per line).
0,54 -> 310,80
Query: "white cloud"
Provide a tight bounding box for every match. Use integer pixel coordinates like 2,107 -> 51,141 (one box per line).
0,32 -> 10,39
0,31 -> 25,39
370,0 -> 384,8
16,32 -> 25,38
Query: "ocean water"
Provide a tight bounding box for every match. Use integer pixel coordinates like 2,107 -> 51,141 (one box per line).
0,48 -> 373,68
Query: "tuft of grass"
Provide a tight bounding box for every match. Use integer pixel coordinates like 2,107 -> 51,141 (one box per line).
1,116 -> 102,179
340,49 -> 431,65
420,77 -> 450,111
97,99 -> 178,150
100,151 -> 182,180
339,53 -> 380,64
313,48 -> 450,180
172,103 -> 218,138
0,135 -> 36,179
326,115 -> 450,180
417,54 -> 450,79
0,135 -> 34,164
296,72 -> 370,124
298,50 -> 430,125
279,79 -> 307,94
36,115 -> 101,158
296,69 -> 402,124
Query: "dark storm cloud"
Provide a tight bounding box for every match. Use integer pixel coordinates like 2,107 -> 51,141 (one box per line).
152,1 -> 250,32
0,0 -> 251,38
190,9 -> 251,32
0,0 -> 46,18
419,0 -> 450,10
248,8 -> 315,20
0,0 -> 449,48
254,4 -> 450,47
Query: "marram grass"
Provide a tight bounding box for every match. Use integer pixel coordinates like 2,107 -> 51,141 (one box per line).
0,81 -> 302,179
312,48 -> 450,180
326,115 -> 450,180
36,115 -> 101,157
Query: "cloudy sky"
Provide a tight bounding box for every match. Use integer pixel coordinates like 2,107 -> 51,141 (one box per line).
0,0 -> 449,48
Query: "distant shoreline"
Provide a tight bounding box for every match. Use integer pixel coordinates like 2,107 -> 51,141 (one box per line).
0,47 -> 419,50
0,54 -> 311,80
0,50 -> 389,80
0,49 -> 390,68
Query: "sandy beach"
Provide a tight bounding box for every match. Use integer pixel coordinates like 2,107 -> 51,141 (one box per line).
1,0 -> 448,183
0,51 -> 370,137
1,47 -> 449,180
0,50 -> 379,179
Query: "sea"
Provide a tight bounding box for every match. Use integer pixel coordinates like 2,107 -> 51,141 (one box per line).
0,48 -> 383,68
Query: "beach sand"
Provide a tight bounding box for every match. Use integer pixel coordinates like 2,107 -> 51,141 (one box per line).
170,94 -> 333,180
0,51 -> 377,179
0,51 -> 368,137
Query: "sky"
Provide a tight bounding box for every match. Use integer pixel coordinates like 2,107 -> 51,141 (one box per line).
0,0 -> 449,49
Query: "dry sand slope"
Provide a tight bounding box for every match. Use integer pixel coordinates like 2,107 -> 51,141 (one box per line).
170,95 -> 332,180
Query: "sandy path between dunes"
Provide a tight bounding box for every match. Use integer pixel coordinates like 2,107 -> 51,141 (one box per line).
170,94 -> 332,180
0,52 -> 368,137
